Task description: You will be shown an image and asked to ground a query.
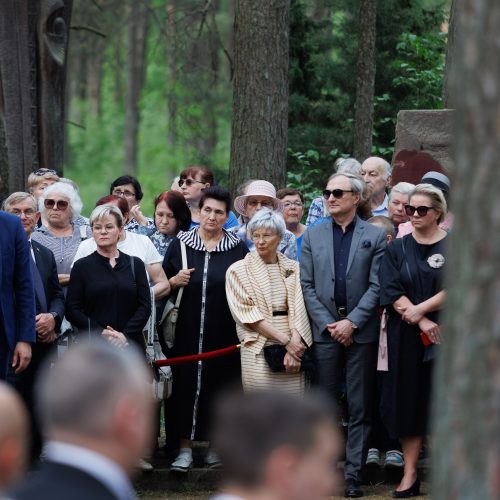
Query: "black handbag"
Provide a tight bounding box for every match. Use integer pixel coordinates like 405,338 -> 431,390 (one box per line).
263,344 -> 315,374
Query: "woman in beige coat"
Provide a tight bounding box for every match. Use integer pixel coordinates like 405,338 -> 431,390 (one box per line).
226,209 -> 312,394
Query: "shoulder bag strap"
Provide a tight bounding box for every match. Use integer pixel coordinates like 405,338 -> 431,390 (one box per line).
174,241 -> 187,308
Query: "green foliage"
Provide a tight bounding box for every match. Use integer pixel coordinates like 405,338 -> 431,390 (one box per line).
391,32 -> 446,109
287,0 -> 447,189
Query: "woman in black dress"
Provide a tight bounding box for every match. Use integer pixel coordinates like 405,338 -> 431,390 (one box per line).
162,186 -> 248,472
66,205 -> 151,350
379,184 -> 447,498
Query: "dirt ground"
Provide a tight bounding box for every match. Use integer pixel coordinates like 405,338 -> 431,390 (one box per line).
138,481 -> 430,499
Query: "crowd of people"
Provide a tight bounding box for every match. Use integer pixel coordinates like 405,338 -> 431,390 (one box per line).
0,156 -> 451,499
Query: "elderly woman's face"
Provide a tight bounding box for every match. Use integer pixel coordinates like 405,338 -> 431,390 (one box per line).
32,179 -> 57,200
252,227 -> 281,260
44,193 -> 72,228
245,196 -> 275,220
155,200 -> 178,236
281,194 -> 304,227
92,214 -> 122,249
199,198 -> 228,233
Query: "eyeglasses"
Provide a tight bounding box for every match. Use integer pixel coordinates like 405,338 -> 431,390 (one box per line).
404,205 -> 434,217
252,233 -> 276,242
283,201 -> 304,208
112,189 -> 136,198
33,168 -> 58,176
44,199 -> 69,210
246,199 -> 274,208
323,189 -> 354,200
178,178 -> 206,187
10,208 -> 36,217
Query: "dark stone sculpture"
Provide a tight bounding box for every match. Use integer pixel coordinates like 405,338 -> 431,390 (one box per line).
0,0 -> 73,196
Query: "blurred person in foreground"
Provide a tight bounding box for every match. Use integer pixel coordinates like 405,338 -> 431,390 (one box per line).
210,390 -> 342,500
0,382 -> 29,493
8,341 -> 154,500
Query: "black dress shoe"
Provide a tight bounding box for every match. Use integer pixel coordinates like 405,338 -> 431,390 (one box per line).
392,478 -> 421,498
345,479 -> 363,498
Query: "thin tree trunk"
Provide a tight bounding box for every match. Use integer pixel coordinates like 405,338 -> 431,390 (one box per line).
443,0 -> 457,108
229,0 -> 289,197
123,0 -> 150,175
433,1 -> 500,498
353,0 -> 376,161
166,0 -> 177,146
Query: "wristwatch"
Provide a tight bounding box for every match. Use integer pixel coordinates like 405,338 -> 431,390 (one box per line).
50,312 -> 59,321
349,320 -> 358,331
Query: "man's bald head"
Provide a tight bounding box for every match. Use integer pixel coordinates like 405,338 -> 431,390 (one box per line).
0,382 -> 28,490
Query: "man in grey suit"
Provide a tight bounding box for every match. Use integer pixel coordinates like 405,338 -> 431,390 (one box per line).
300,172 -> 386,498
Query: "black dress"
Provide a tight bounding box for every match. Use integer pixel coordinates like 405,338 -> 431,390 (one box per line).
66,251 -> 151,350
162,228 -> 248,441
379,234 -> 446,438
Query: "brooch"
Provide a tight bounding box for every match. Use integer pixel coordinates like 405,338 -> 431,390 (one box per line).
284,269 -> 295,278
427,253 -> 445,269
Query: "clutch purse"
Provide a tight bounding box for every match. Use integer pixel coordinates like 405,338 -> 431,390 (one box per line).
263,344 -> 315,374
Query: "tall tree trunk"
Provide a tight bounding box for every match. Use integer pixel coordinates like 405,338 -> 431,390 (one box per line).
433,1 -> 500,498
229,0 -> 289,196
123,0 -> 150,175
352,0 -> 376,161
443,0 -> 457,108
166,0 -> 177,146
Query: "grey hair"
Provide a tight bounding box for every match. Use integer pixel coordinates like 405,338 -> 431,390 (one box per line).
389,182 -> 415,200
334,157 -> 362,176
410,183 -> 447,224
247,208 -> 286,239
89,204 -> 124,229
2,192 -> 37,212
37,341 -> 150,437
327,172 -> 365,197
39,181 -> 83,220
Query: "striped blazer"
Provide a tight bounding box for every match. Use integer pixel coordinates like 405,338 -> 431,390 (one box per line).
225,251 -> 312,354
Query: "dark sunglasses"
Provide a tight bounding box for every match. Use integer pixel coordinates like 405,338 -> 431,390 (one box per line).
323,189 -> 354,200
178,178 -> 206,187
34,168 -> 58,176
44,199 -> 69,210
404,205 -> 434,217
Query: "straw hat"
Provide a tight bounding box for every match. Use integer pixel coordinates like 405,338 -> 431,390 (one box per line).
234,180 -> 284,217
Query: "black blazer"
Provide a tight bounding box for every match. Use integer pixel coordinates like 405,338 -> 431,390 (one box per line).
8,461 -> 122,500
31,239 -> 65,330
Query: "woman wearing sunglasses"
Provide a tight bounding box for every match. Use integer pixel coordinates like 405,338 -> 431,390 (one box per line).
178,165 -> 239,230
32,182 -> 91,289
379,184 -> 447,498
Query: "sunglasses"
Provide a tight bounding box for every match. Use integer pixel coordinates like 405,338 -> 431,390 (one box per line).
323,189 -> 354,200
34,168 -> 58,176
404,205 -> 434,217
44,199 -> 69,210
178,178 -> 206,187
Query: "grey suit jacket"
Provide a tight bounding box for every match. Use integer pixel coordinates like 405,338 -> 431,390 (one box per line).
300,216 -> 386,343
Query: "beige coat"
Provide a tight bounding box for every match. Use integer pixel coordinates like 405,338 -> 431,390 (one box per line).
225,251 -> 312,354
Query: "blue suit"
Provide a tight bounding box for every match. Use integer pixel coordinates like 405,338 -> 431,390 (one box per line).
0,211 -> 36,379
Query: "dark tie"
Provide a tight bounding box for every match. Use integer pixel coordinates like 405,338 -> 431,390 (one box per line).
30,243 -> 48,313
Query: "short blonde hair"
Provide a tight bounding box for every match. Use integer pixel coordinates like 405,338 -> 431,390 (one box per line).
27,169 -> 60,192
89,205 -> 124,229
410,184 -> 447,224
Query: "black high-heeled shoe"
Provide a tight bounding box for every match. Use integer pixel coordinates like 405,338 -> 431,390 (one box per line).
392,478 -> 421,498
